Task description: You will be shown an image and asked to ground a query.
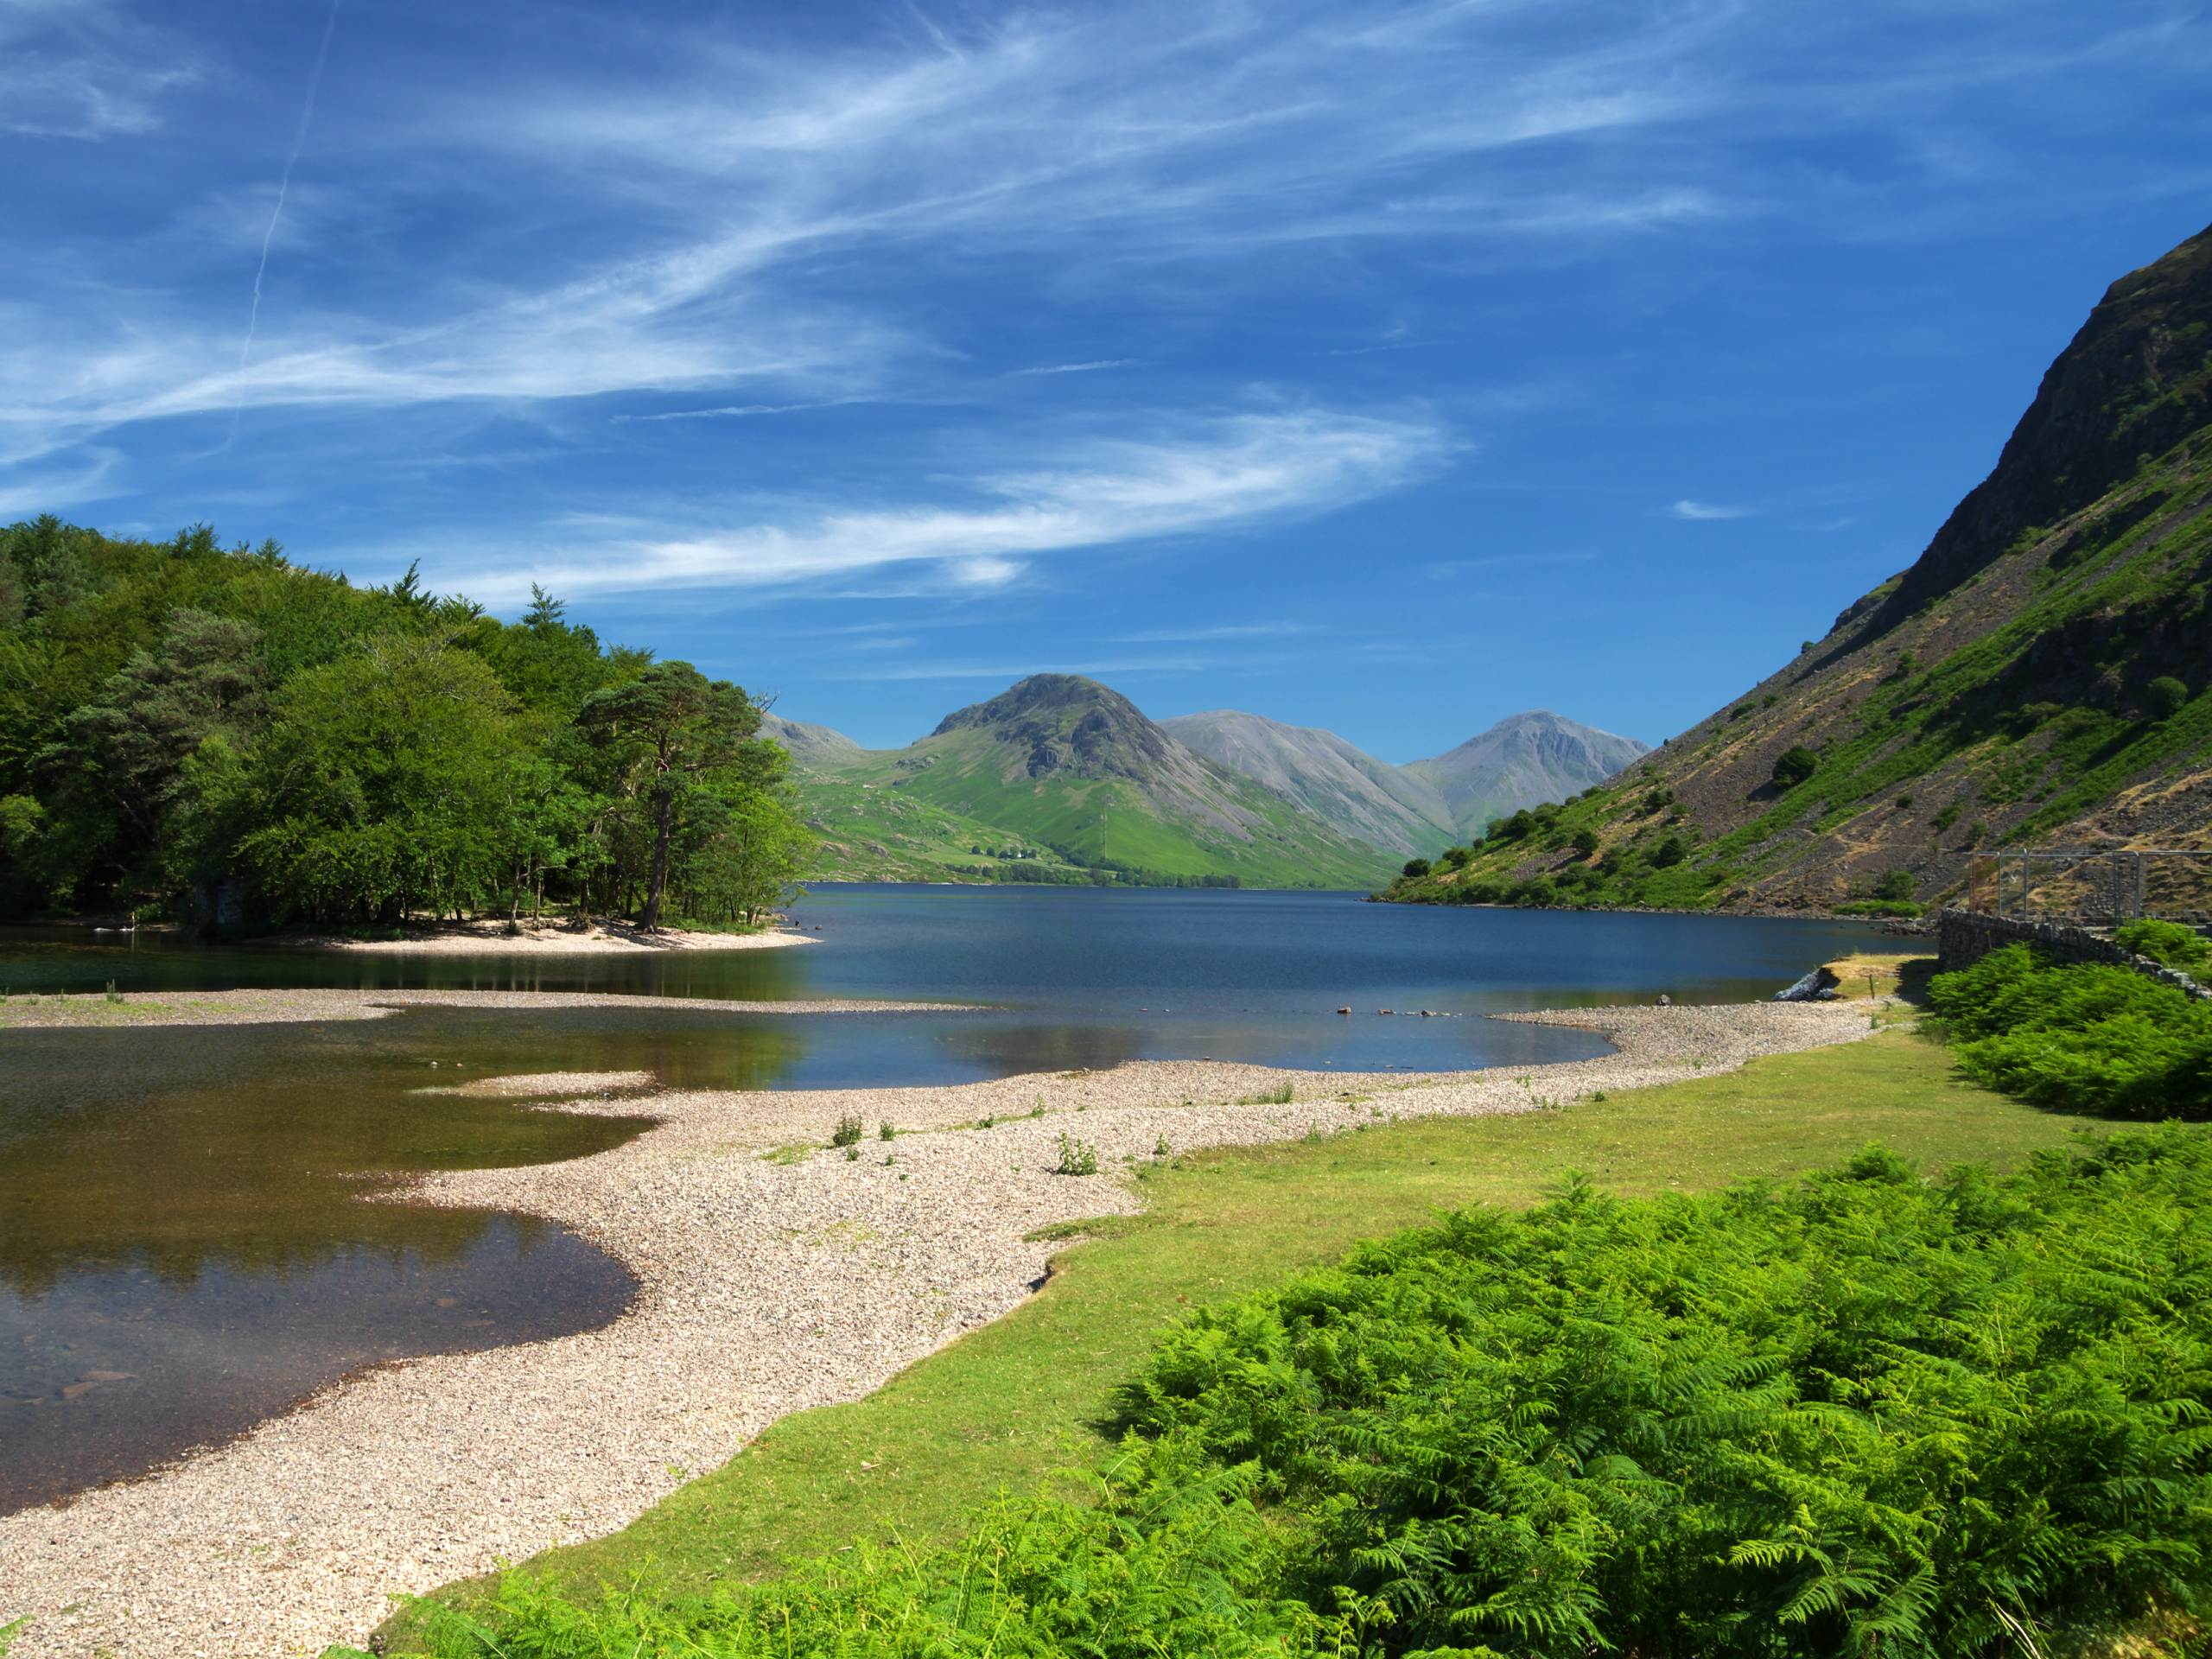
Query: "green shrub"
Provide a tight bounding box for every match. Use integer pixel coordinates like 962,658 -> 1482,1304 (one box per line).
1934,802 -> 1962,833
1399,857 -> 1431,879
1570,828 -> 1600,858
2116,918 -> 2212,972
1770,745 -> 1819,791
2147,674 -> 2190,719
1927,944 -> 2212,1117
1650,834 -> 1687,868
1486,810 -> 1538,843
830,1114 -> 863,1148
1053,1134 -> 1100,1176
1508,874 -> 1556,906
1872,868 -> 1915,901
1134,1130 -> 2212,1658
1439,845 -> 1474,871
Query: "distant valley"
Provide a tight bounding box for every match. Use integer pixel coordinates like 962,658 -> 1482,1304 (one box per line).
766,678 -> 1644,887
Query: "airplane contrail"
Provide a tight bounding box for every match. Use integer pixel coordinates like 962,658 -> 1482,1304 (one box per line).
226,0 -> 342,445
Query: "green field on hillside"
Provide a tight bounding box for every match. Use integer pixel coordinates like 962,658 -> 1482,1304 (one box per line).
798,738 -> 1396,887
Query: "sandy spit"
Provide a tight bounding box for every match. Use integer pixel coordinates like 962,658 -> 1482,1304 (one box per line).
0,1001 -> 1875,1658
281,918 -> 817,956
0,987 -> 970,1030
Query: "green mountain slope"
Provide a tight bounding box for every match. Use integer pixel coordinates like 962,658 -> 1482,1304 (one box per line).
1383,220 -> 2212,913
789,676 -> 1399,887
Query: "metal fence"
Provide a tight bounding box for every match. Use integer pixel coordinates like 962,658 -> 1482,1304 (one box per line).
1965,849 -> 2212,926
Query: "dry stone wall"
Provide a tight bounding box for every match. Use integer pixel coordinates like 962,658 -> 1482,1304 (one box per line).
1936,908 -> 2212,1000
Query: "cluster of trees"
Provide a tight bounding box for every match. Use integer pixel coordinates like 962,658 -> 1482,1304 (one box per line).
0,518 -> 811,931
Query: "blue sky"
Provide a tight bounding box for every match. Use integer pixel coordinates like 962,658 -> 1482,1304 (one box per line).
4,0 -> 2209,760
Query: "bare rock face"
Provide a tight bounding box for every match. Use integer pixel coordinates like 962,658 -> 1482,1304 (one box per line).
1164,708 -> 1647,854
1404,711 -> 1650,837
936,675 -> 1179,785
1872,223 -> 2212,631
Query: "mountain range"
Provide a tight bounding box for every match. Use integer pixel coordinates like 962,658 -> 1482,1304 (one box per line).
766,682 -> 1645,887
1385,219 -> 2212,912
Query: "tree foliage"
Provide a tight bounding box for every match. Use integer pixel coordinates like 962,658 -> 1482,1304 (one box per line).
0,517 -> 811,929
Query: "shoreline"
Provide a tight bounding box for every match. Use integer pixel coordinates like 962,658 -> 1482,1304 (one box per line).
0,987 -> 972,1030
0,998 -> 1877,1658
276,918 -> 818,956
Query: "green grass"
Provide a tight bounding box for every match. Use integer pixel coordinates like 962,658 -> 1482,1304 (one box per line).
791,777 -> 1100,884
385,1027 -> 2103,1649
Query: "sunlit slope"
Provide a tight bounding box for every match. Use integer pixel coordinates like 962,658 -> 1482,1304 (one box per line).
797,676 -> 1398,887
1384,220 -> 2212,912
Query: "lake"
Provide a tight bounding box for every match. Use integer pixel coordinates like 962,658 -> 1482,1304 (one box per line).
0,887 -> 1887,1510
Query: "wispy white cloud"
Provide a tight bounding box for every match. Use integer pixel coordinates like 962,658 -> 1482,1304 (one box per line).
444,408 -> 1443,603
0,2 -> 200,140
0,0 -> 1718,446
0,447 -> 121,516
1116,620 -> 1316,643
1669,499 -> 1753,521
611,401 -> 859,423
830,655 -> 1211,683
1014,359 -> 1144,377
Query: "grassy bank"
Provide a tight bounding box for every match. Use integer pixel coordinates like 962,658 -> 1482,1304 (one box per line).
385,1015 -> 2101,1648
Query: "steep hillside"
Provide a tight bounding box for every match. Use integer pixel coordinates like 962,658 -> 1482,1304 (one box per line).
1403,711 -> 1650,836
1158,708 -> 1644,855
760,712 -> 862,763
789,676 -> 1399,887
1160,710 -> 1457,856
1383,221 -> 2212,914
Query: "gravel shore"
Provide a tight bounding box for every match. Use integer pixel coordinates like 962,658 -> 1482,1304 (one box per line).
292,918 -> 817,955
0,1000 -> 1874,1657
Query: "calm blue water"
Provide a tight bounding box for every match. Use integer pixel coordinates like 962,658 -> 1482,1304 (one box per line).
0,885 -> 1887,1075
0,887 -> 1888,1508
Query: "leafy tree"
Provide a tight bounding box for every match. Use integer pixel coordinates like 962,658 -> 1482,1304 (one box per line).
1872,867 -> 1915,901
64,610 -> 264,869
1400,857 -> 1431,879
578,662 -> 769,931
1570,828 -> 1600,858
2147,674 -> 2189,719
678,787 -> 812,925
238,638 -> 524,923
